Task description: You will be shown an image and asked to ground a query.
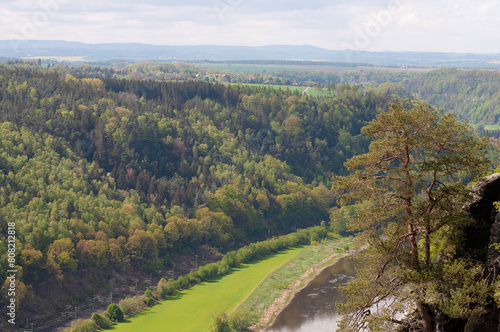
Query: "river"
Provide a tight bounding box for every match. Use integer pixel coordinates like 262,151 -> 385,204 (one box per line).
265,256 -> 357,332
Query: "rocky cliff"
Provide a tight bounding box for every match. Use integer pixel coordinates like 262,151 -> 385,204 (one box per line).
464,173 -> 500,270
461,173 -> 500,331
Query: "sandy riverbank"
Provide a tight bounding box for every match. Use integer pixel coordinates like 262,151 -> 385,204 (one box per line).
257,250 -> 354,331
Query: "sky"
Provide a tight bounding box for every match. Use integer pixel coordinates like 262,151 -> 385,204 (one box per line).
1,0 -> 499,53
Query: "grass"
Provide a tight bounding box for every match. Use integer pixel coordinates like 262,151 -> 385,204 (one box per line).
304,87 -> 335,97
484,124 -> 500,131
194,63 -> 322,72
228,82 -> 306,93
238,236 -> 354,328
111,247 -> 303,332
226,82 -> 335,98
20,56 -> 92,62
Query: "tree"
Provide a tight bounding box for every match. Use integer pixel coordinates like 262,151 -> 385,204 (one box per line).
334,103 -> 490,331
46,238 -> 78,279
106,303 -> 124,322
20,244 -> 43,282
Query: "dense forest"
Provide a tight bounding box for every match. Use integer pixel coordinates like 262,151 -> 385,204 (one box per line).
0,63 -> 420,325
1,60 -> 498,329
400,68 -> 500,125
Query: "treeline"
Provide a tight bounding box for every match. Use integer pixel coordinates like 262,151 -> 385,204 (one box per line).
259,69 -> 423,86
0,65 -> 413,322
0,59 -> 425,88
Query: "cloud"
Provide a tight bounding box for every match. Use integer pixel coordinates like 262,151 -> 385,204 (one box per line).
0,0 -> 498,53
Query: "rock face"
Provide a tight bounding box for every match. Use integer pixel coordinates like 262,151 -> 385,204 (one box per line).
398,174 -> 500,332
464,173 -> 500,268
462,173 -> 500,332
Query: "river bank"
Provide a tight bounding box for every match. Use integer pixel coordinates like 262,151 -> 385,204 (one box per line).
236,236 -> 355,331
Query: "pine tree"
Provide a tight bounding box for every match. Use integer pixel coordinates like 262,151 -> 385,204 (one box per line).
334,103 -> 490,331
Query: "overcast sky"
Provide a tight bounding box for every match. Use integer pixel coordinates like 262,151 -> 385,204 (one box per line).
1,0 -> 499,53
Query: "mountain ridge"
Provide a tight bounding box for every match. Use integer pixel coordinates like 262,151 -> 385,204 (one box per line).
1,40 -> 500,67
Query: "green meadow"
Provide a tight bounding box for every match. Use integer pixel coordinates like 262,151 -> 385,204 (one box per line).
305,87 -> 335,97
227,82 -> 334,97
228,82 -> 306,93
194,62 -> 319,72
112,247 -> 303,332
484,124 -> 500,131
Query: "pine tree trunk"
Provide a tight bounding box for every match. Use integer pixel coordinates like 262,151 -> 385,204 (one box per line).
417,302 -> 434,332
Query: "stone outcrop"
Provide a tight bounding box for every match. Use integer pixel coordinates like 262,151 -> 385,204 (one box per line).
464,173 -> 500,269
461,173 -> 500,331
399,174 -> 500,332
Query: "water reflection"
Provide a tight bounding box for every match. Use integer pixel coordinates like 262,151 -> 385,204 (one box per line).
266,256 -> 357,332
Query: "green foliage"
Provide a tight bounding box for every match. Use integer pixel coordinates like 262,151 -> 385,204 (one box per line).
143,288 -> 155,307
334,103 -> 490,331
228,309 -> 255,331
210,310 -> 255,332
401,68 -> 500,125
112,247 -> 302,332
66,319 -> 99,332
102,226 -> 328,329
144,289 -> 153,298
198,263 -> 220,280
117,297 -> 146,318
91,313 -> 113,329
0,64 -> 413,320
210,313 -> 231,332
106,303 -> 124,322
143,296 -> 155,307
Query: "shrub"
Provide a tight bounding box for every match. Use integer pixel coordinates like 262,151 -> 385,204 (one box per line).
143,296 -> 155,307
66,319 -> 98,332
198,263 -> 219,280
228,309 -> 255,331
144,289 -> 153,298
236,246 -> 254,263
177,275 -> 190,289
159,286 -> 169,299
217,262 -> 231,275
187,270 -> 201,284
165,279 -> 179,295
220,250 -> 238,267
106,303 -> 124,322
91,313 -> 112,329
268,238 -> 282,252
118,297 -> 147,318
283,234 -> 300,247
155,278 -> 168,299
210,313 -> 231,332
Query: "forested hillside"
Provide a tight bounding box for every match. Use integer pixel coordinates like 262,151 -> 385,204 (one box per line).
0,65 -> 417,324
401,68 -> 500,124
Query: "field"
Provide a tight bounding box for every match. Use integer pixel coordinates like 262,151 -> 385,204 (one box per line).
484,124 -> 500,131
304,87 -> 335,97
112,247 -> 303,332
228,82 -> 335,97
195,62 -> 332,72
228,82 -> 306,93
20,56 -> 92,62
193,62 -> 430,73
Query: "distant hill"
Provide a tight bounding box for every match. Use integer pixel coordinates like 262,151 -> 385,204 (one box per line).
1,40 -> 500,68
400,68 -> 500,124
